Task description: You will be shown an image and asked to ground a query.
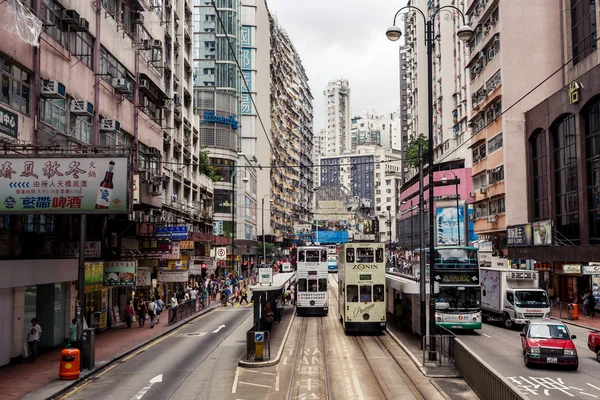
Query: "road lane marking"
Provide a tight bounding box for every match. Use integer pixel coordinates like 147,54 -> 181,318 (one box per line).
58,382 -> 91,399
275,367 -> 280,392
130,374 -> 162,400
482,333 -> 491,338
213,324 -> 226,333
238,381 -> 272,388
231,367 -> 240,393
588,384 -> 600,391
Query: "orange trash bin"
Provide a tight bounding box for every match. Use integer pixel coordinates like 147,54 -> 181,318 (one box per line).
59,347 -> 81,380
568,303 -> 579,320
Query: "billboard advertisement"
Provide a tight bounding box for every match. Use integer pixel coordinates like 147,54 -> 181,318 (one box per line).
436,206 -> 477,245
507,224 -> 533,247
532,220 -> 553,246
0,155 -> 130,214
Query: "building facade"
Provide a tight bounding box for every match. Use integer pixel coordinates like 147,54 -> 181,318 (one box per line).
324,79 -> 351,156
350,107 -> 401,152
269,15 -> 314,242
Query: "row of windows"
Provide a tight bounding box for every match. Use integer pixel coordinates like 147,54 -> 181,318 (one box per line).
1,56 -> 30,115
474,197 -> 505,219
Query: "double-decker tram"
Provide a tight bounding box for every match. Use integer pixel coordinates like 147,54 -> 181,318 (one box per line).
296,246 -> 329,316
326,244 -> 338,273
338,242 -> 386,333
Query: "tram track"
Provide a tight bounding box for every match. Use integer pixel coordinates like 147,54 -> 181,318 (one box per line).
286,316 -> 331,400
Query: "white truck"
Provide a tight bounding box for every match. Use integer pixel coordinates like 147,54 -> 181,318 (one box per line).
480,267 -> 551,329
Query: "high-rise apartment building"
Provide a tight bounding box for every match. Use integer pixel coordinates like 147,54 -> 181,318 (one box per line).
269,15 -> 314,240
324,79 -> 351,156
350,107 -> 400,152
466,0 -> 561,254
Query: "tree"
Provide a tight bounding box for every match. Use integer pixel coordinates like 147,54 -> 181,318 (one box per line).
404,135 -> 429,169
198,146 -> 220,181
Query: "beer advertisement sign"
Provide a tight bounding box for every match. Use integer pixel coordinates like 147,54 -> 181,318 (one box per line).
0,155 -> 130,214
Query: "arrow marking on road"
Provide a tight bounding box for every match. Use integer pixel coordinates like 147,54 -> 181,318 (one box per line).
213,324 -> 226,333
130,374 -> 162,400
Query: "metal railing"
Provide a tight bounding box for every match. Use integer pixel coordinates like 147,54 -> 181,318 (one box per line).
422,334 -> 455,366
167,299 -> 208,325
454,338 -> 529,400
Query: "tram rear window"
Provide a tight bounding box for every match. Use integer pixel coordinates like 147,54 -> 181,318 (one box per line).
360,285 -> 372,302
347,285 -> 358,302
305,250 -> 321,262
374,284 -> 384,302
308,279 -> 318,292
359,274 -> 372,281
357,248 -> 374,263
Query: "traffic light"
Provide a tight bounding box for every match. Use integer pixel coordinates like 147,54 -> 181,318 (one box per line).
201,263 -> 207,279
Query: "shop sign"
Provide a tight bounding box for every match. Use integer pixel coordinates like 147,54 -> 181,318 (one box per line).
136,267 -> 151,286
534,263 -> 552,271
200,111 -> 239,130
532,220 -> 553,246
491,256 -> 507,268
84,261 -> 104,293
165,254 -> 189,271
507,224 -> 532,247
0,155 -> 130,214
478,252 -> 492,263
52,241 -> 101,258
293,224 -> 312,235
0,106 -> 18,138
569,81 -> 582,104
563,264 -> 581,274
103,260 -> 137,286
179,240 -> 194,250
132,174 -> 139,205
161,241 -> 180,259
157,225 -> 188,240
583,264 -> 600,275
157,269 -> 189,282
138,259 -> 168,268
140,235 -> 172,253
433,270 -> 478,284
259,267 -> 273,284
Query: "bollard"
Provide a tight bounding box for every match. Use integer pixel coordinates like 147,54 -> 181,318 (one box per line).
567,303 -> 579,320
59,346 -> 80,380
254,331 -> 265,361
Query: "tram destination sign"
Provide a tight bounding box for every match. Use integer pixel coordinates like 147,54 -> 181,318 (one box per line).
434,270 -> 479,284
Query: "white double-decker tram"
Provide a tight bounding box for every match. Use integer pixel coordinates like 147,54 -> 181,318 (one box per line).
338,242 -> 386,333
296,246 -> 329,316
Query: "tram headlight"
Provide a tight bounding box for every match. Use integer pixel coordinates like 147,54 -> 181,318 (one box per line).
363,313 -> 370,320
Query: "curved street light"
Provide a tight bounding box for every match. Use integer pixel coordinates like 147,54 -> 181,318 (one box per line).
386,4 -> 472,359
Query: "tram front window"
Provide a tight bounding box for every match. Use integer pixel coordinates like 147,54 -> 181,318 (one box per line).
357,248 -> 374,263
308,279 -> 318,292
435,286 -> 480,311
318,278 -> 327,291
347,285 -> 358,302
360,285 -> 372,302
306,250 -> 321,262
373,284 -> 384,302
298,279 -> 307,292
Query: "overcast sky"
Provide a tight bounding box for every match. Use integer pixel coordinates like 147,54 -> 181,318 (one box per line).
267,0 -> 406,131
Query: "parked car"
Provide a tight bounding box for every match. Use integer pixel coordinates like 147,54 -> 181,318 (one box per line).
588,331 -> 600,362
521,319 -> 578,370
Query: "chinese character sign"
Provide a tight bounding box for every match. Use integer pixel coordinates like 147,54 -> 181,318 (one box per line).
0,156 -> 130,214
103,260 -> 137,286
506,224 -> 533,247
0,106 -> 18,138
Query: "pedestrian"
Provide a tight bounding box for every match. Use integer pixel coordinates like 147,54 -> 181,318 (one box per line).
147,297 -> 157,328
170,293 -> 178,324
68,318 -> 77,345
240,284 -> 249,304
584,291 -> 590,317
190,287 -> 197,308
394,293 -> 403,326
137,298 -> 147,327
234,285 -> 240,303
155,296 -> 164,324
589,290 -> 597,319
27,318 -> 42,363
263,301 -> 274,333
275,294 -> 284,323
124,301 -> 135,328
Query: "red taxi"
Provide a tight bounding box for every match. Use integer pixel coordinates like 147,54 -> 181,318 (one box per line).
520,320 -> 578,370
588,331 -> 600,362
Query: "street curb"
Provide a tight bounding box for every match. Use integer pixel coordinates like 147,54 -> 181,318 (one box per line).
429,379 -> 452,400
42,305 -> 219,400
237,310 -> 296,368
551,316 -> 600,332
385,328 -> 461,378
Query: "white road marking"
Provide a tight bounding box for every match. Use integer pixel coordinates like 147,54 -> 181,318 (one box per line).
275,368 -> 280,391
588,383 -> 600,391
238,381 -> 272,388
482,333 -> 492,338
282,356 -> 288,365
130,374 -> 162,400
231,368 -> 239,394
212,324 -> 226,333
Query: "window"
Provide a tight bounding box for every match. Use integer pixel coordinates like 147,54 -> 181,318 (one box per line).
308,279 -> 318,292
356,247 -> 374,263
473,171 -> 487,190
585,101 -> 600,243
360,285 -> 372,302
39,98 -> 66,132
318,278 -> 327,292
69,31 -> 93,69
347,285 -> 358,302
488,132 -> 503,153
489,197 -> 505,215
488,165 -> 504,185
69,113 -> 92,144
22,215 -> 55,233
345,248 -> 354,263
553,114 -> 580,242
376,248 -> 384,263
305,250 -> 320,262
374,285 -> 384,302
41,0 -> 68,48
531,129 -> 549,221
1,56 -> 31,114
475,201 -> 488,219
571,0 -> 597,65
298,278 -> 307,292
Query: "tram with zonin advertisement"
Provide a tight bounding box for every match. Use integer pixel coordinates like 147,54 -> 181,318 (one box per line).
338,242 -> 386,333
296,246 -> 329,316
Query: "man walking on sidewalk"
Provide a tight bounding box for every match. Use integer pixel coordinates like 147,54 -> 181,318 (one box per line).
147,297 -> 157,328
27,318 -> 42,363
170,293 -> 179,324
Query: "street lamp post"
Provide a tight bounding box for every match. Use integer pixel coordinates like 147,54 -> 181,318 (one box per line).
231,170 -> 249,276
401,199 -> 414,253
262,194 -> 273,267
387,6 -> 473,358
441,171 -> 461,246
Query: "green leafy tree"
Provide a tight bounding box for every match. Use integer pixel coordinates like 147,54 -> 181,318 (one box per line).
257,242 -> 277,257
405,135 -> 429,169
199,146 -> 220,181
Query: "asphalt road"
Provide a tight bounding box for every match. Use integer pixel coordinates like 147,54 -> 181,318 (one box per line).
458,321 -> 600,399
61,304 -> 253,400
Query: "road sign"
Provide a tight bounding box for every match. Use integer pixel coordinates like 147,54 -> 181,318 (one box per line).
259,267 -> 273,284
215,247 -> 227,260
254,332 -> 264,343
156,225 -> 188,240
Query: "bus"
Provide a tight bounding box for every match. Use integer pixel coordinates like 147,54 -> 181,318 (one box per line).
338,242 -> 386,333
327,245 -> 338,273
429,246 -> 482,331
296,245 -> 329,316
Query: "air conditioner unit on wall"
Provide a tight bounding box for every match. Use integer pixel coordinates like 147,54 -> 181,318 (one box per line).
133,13 -> 144,25
480,187 -> 487,194
62,9 -> 80,25
70,100 -> 94,116
41,80 -> 66,98
487,215 -> 497,223
112,78 -> 133,94
139,78 -> 150,90
100,119 -> 121,132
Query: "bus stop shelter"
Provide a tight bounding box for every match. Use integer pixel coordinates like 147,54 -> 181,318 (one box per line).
249,272 -> 296,331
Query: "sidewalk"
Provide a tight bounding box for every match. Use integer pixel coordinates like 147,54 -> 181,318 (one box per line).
238,304 -> 295,367
551,303 -> 600,331
0,301 -> 220,400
